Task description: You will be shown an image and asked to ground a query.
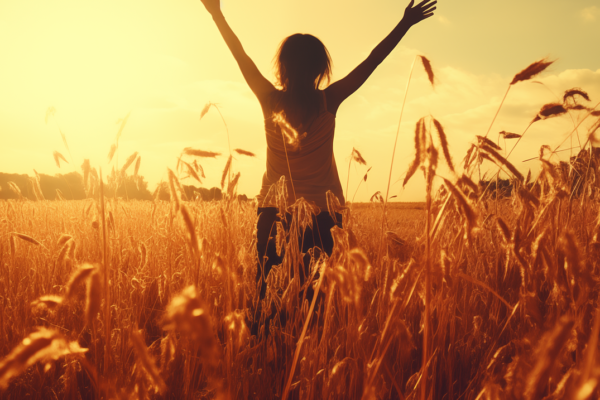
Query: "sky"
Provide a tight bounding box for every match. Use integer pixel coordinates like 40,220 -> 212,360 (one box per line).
1,0 -> 599,202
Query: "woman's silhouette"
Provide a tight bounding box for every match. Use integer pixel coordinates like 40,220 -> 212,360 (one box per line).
200,0 -> 436,315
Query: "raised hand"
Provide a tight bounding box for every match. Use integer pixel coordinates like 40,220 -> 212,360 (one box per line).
403,0 -> 437,26
200,0 -> 221,17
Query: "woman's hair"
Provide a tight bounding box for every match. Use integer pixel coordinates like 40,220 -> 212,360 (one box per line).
275,34 -> 332,91
273,34 -> 332,127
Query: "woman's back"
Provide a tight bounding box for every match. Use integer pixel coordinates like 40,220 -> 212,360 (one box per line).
257,90 -> 344,210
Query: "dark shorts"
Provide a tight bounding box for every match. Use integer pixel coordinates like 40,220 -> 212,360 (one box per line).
255,207 -> 342,300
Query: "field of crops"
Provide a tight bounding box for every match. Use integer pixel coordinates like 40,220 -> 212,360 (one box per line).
1,59 -> 600,400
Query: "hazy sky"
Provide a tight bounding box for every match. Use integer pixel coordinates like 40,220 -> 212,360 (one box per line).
1,0 -> 599,201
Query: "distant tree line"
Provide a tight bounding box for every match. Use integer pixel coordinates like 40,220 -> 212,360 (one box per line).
0,172 -> 249,202
0,172 -> 87,201
154,182 -> 248,202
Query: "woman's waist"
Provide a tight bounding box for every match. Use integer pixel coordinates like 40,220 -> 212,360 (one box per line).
256,181 -> 345,209
264,161 -> 337,183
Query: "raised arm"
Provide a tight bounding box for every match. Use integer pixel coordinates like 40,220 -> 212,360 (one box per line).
200,0 -> 275,105
325,0 -> 437,115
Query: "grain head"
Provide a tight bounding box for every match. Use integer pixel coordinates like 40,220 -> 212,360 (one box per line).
510,58 -> 554,85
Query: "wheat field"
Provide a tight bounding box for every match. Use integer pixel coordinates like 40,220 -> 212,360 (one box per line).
1,58 -> 600,400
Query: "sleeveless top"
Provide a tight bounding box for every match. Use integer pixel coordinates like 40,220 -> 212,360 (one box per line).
256,90 -> 345,210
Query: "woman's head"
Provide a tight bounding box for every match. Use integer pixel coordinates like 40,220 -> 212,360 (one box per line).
275,34 -> 332,92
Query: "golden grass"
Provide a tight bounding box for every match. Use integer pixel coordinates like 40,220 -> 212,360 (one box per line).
0,187 -> 597,398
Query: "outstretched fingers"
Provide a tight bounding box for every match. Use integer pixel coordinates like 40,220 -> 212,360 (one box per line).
416,0 -> 437,8
419,1 -> 436,19
422,4 -> 437,13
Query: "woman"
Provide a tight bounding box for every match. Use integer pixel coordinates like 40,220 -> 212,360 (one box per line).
199,0 -> 436,303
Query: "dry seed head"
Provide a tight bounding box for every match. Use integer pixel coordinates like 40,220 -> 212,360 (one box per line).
234,148 -> 256,157
167,169 -> 181,211
130,329 -> 167,394
276,221 -> 285,257
0,328 -> 87,389
496,217 -> 511,242
221,155 -> 232,190
152,182 -> 161,202
326,190 -> 347,224
500,131 -> 521,139
183,147 -> 221,158
538,145 -> 552,160
425,141 -> 439,185
563,88 -> 590,104
419,55 -> 435,86
224,310 -> 250,350
193,160 -> 205,178
432,117 -> 454,173
30,174 -> 45,201
518,186 -> 540,208
227,172 -> 241,198
458,175 -> 479,195
200,102 -> 212,120
65,263 -> 96,300
534,102 -> 567,123
480,152 -> 496,164
163,286 -> 220,365
89,168 -> 98,184
85,270 -> 102,326
370,191 -> 383,203
56,234 -> 72,247
480,144 -> 524,182
108,210 -> 115,233
511,58 -> 554,85
139,243 -> 147,269
440,249 -> 453,287
443,178 -> 478,235
11,232 -> 42,246
134,156 -> 141,177
349,248 -> 373,282
351,148 -> 367,165
120,152 -> 139,175
81,159 -> 91,192
531,229 -> 548,270
57,239 -> 72,265
180,204 -> 200,260
541,159 -> 559,185
463,144 -> 477,170
68,239 -> 76,260
363,166 -> 372,182
55,189 -> 66,201
212,254 -> 225,280
567,104 -> 589,111
31,295 -> 64,310
9,235 -> 16,258
182,161 -> 202,184
52,151 -> 68,168
107,144 -> 117,163
404,117 -> 427,187
477,135 -> 502,151
160,333 -> 177,371
7,182 -> 24,200
560,231 -> 582,279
